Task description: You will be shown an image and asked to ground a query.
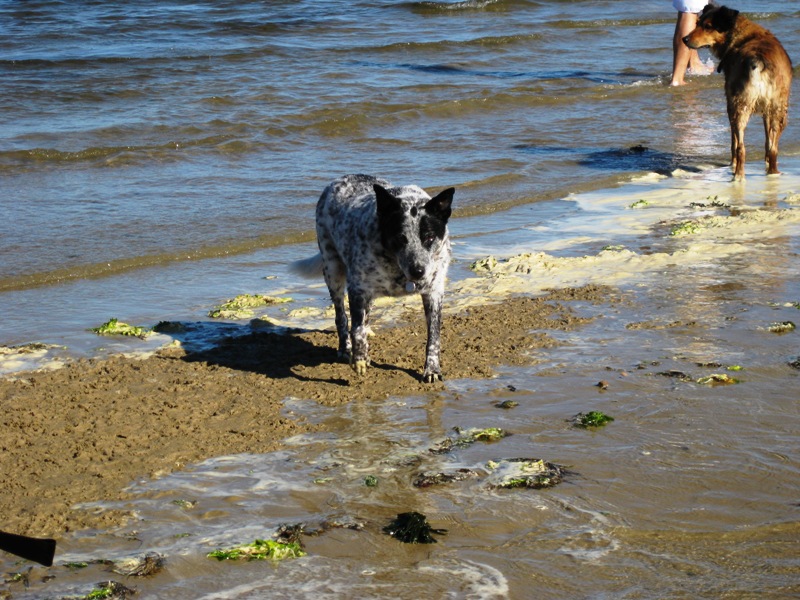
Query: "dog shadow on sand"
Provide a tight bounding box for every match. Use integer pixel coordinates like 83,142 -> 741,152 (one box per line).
157,320 -> 420,386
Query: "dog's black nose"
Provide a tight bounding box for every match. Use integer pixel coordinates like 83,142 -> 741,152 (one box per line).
409,264 -> 426,280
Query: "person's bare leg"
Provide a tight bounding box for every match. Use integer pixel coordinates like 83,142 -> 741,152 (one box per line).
671,12 -> 700,86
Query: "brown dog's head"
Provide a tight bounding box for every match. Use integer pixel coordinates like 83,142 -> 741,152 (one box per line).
683,4 -> 740,50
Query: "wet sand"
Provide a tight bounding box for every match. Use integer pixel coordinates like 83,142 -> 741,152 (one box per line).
0,286 -> 610,537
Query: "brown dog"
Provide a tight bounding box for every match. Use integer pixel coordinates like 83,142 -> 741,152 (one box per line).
683,4 -> 792,180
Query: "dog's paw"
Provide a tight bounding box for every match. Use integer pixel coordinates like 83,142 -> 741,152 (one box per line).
352,359 -> 369,376
422,370 -> 443,384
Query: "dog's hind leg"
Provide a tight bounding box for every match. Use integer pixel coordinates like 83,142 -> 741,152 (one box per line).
348,287 -> 371,375
321,254 -> 351,361
729,105 -> 750,180
763,107 -> 787,175
421,291 -> 444,383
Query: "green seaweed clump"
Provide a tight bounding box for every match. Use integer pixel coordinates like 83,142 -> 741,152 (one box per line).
494,400 -> 519,409
0,342 -> 59,355
696,373 -> 739,385
669,220 -> 703,236
767,321 -> 796,334
171,499 -> 197,509
208,294 -> 292,319
207,538 -> 305,561
91,318 -> 152,339
470,427 -> 506,441
112,552 -> 165,577
83,581 -> 136,599
573,411 -> 614,428
430,426 -> 509,454
413,468 -> 479,488
383,512 -> 447,544
470,256 -> 498,272
628,199 -> 649,209
364,475 -> 379,487
486,458 -> 565,489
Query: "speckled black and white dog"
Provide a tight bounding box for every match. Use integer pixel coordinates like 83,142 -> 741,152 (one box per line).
292,174 -> 455,382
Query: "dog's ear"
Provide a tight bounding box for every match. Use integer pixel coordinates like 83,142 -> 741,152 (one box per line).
425,188 -> 454,223
374,184 -> 401,216
700,4 -> 715,18
714,6 -> 739,31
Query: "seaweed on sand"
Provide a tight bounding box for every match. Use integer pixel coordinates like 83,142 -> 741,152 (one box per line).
571,411 -> 614,428
696,373 -> 740,385
383,512 -> 447,544
208,294 -> 292,319
429,426 -> 509,454
485,458 -> 566,490
111,552 -> 165,577
0,342 -> 61,355
669,220 -> 704,236
470,256 -> 498,272
207,538 -> 306,561
767,321 -> 796,334
82,580 -> 136,599
91,318 -> 152,339
413,468 -> 480,488
494,400 -> 519,409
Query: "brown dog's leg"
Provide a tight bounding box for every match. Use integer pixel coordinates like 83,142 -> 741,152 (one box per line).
729,103 -> 750,181
763,108 -> 787,175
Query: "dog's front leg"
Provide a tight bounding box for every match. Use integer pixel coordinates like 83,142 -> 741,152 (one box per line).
421,291 -> 444,383
348,288 -> 371,375
332,294 -> 351,360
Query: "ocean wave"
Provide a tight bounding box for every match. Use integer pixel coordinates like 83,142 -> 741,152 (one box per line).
0,134 -> 259,169
356,32 -> 542,54
548,17 -> 670,29
404,0 -> 519,12
352,58 -> 654,86
0,44 -> 284,70
0,228 -> 317,294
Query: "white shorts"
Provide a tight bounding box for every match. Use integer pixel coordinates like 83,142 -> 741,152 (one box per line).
672,0 -> 706,13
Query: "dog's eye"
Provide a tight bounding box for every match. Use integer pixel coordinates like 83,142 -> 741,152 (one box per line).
423,234 -> 436,247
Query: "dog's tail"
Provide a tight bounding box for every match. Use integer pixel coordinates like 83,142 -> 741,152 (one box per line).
289,253 -> 324,279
